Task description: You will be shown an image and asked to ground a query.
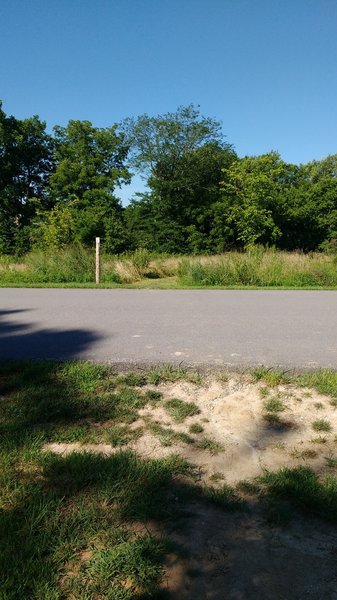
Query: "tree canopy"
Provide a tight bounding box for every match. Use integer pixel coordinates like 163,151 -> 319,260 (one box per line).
1,100 -> 337,256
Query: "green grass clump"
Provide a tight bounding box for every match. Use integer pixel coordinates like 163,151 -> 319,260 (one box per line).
107,425 -> 142,447
325,456 -> 337,468
64,535 -> 172,599
143,389 -> 163,404
115,372 -> 147,387
312,419 -> 332,432
197,436 -> 224,455
291,448 -> 318,460
252,367 -> 289,387
295,370 -> 337,404
202,483 -> 244,510
263,413 -> 281,425
259,466 -> 337,522
188,422 -> 204,434
164,398 -> 200,422
148,423 -> 194,447
311,436 -> 328,444
263,395 -> 286,413
147,364 -> 201,385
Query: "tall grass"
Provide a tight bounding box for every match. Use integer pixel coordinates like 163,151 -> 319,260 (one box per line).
178,249 -> 337,287
1,246 -> 337,287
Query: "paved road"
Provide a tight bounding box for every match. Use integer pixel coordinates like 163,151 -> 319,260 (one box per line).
1,288 -> 337,369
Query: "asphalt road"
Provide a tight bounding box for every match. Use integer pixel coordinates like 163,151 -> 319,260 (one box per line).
1,288 -> 337,369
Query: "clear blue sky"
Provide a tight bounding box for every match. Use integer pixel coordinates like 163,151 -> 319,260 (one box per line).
1,0 -> 337,203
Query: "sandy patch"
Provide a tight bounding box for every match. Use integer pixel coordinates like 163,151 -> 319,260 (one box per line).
44,374 -> 337,486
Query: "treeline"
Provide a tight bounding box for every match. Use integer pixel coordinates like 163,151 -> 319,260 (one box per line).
1,101 -> 337,256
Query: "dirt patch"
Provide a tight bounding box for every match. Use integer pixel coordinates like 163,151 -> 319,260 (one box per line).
162,501 -> 337,600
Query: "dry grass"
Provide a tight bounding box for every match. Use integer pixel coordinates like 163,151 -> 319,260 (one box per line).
1,247 -> 337,287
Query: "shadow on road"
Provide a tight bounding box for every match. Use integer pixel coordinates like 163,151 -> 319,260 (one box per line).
0,309 -> 103,360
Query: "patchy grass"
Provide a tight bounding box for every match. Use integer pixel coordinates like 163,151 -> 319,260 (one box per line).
312,419 -> 333,433
163,398 -> 200,423
311,436 -> 328,445
147,364 -> 201,386
148,423 -> 194,447
4,361 -> 266,598
107,425 -> 143,447
252,367 -> 289,387
290,448 -> 318,460
3,360 -> 337,598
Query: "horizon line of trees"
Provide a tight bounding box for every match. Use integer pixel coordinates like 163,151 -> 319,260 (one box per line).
1,100 -> 337,256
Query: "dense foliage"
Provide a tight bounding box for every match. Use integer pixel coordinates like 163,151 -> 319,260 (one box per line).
1,100 -> 337,255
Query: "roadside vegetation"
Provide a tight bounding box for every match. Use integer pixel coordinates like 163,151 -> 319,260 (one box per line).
2,246 -> 337,288
2,100 -> 337,279
2,361 -> 337,598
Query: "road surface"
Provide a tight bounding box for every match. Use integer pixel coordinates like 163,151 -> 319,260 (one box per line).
1,288 -> 337,369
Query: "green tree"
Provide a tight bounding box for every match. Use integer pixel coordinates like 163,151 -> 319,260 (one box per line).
122,105 -> 235,253
219,152 -> 293,248
36,120 -> 131,252
0,101 -> 54,253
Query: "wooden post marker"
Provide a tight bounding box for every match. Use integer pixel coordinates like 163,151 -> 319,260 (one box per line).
96,237 -> 100,284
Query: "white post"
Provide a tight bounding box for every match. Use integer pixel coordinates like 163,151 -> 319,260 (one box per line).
96,237 -> 100,285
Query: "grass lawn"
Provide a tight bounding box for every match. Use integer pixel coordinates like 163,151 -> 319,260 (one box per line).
2,361 -> 337,598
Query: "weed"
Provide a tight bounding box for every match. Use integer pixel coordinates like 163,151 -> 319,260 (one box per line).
236,480 -> 261,495
198,436 -> 224,455
107,425 -> 142,447
147,365 -> 201,385
314,402 -> 324,410
202,483 -> 244,510
291,448 -> 318,460
263,413 -> 294,430
263,395 -> 285,413
64,535 -> 171,599
252,368 -> 288,387
188,422 -> 204,434
209,472 -> 225,483
259,386 -> 270,398
164,398 -> 200,422
148,423 -> 194,447
216,372 -> 229,383
143,389 -> 163,404
311,436 -> 328,444
296,370 -> 337,400
324,455 -> 337,468
116,372 -> 147,387
259,466 -> 337,522
263,413 -> 281,425
312,419 -> 332,432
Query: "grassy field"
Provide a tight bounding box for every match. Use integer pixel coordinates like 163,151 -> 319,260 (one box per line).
2,246 -> 337,288
2,361 -> 337,598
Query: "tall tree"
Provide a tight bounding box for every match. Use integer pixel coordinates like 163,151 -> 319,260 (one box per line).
122,105 -> 235,252
219,152 -> 294,248
36,120 -> 131,252
0,101 -> 54,253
